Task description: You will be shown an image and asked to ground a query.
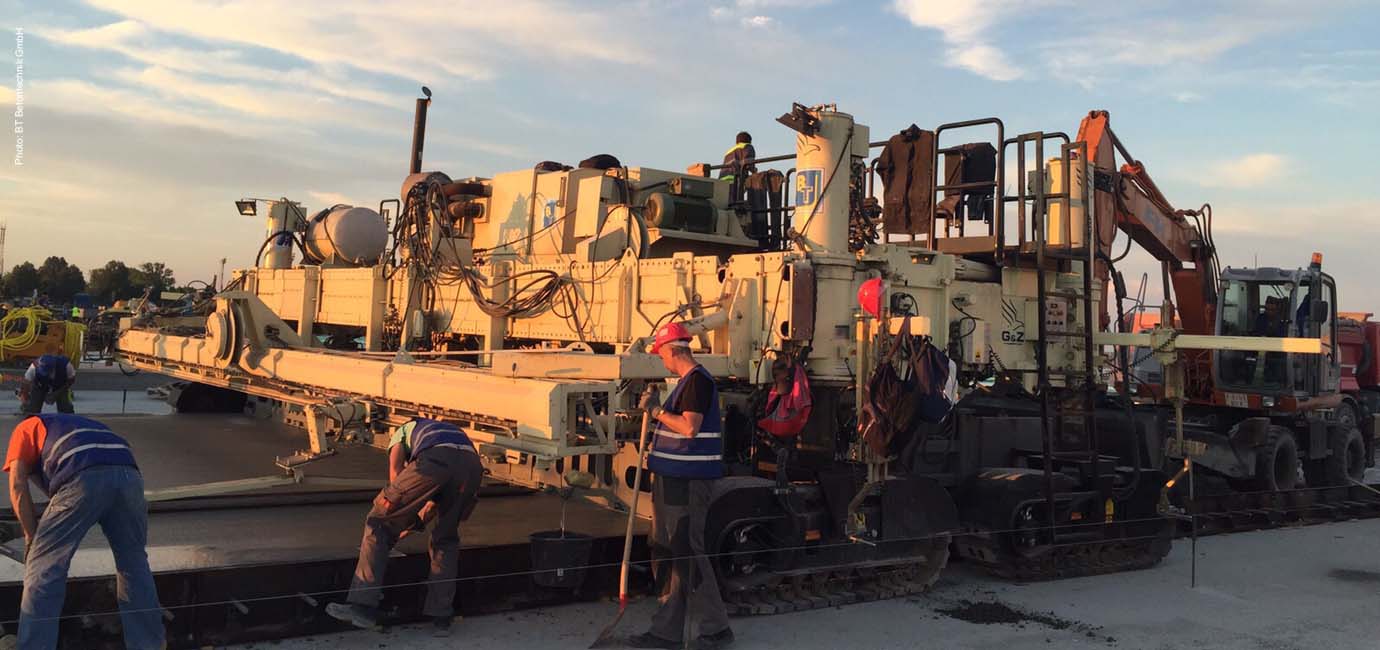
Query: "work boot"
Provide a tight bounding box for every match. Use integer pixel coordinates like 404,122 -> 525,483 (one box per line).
697,628 -> 736,650
324,602 -> 380,629
626,632 -> 680,649
431,615 -> 453,637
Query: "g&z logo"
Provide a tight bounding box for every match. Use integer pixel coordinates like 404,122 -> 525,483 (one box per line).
1000,299 -> 1026,344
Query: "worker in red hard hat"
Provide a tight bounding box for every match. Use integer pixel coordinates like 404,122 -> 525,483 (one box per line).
630,321 -> 734,650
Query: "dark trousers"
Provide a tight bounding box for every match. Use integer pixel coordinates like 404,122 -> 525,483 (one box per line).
648,475 -> 730,642
22,386 -> 74,414
347,446 -> 483,617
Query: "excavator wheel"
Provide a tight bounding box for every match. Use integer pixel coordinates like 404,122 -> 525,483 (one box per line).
1306,426 -> 1366,487
1250,426 -> 1299,492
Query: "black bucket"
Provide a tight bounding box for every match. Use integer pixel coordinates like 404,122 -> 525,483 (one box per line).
529,530 -> 595,589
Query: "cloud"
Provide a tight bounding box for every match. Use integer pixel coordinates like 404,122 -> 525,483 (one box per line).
890,0 -> 1027,81
41,21 -> 400,109
306,191 -> 363,208
1042,17 -> 1278,88
712,0 -> 830,25
33,78 -> 238,133
81,0 -> 656,82
1174,91 -> 1203,104
109,65 -> 389,131
1201,154 -> 1289,189
948,43 -> 1021,82
735,0 -> 833,7
1272,60 -> 1380,107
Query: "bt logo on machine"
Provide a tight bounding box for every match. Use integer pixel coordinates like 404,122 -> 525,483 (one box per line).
796,169 -> 822,206
542,200 -> 559,228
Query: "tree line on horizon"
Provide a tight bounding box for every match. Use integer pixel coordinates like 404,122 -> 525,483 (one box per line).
1,257 -> 185,306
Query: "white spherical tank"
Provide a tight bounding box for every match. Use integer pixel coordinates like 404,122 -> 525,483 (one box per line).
303,206 -> 388,266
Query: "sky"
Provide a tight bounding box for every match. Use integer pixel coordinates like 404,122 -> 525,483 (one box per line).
0,0 -> 1377,311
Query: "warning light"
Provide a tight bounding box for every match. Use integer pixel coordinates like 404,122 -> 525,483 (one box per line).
1311,252 -> 1323,268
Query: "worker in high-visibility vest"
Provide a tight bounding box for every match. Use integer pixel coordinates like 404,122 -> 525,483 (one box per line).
628,322 -> 734,650
5,414 -> 163,649
718,131 -> 756,203
21,352 -> 76,415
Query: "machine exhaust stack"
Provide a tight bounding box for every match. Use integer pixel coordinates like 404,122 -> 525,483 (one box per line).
409,86 -> 432,175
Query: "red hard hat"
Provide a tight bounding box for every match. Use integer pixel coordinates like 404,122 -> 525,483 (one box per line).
858,277 -> 884,318
650,321 -> 693,354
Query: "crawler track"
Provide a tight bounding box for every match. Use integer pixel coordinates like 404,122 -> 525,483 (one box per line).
1177,481 -> 1380,537
723,540 -> 951,616
955,529 -> 1174,581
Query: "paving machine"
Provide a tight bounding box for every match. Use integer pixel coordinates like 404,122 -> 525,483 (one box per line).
115,96 -> 1321,609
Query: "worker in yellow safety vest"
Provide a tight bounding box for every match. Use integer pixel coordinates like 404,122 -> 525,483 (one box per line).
718,132 -> 756,202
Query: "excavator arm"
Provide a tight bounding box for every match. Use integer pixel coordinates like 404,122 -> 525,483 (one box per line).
1076,110 -> 1217,335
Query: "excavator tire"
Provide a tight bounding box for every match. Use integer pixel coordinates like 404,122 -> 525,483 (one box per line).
1308,426 -> 1366,487
1251,426 -> 1299,492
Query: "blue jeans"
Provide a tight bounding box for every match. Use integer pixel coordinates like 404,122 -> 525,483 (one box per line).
19,465 -> 164,650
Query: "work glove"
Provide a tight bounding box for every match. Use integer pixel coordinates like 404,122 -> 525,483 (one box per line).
638,385 -> 659,412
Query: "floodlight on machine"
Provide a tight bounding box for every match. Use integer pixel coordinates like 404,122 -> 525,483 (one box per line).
235,200 -> 258,216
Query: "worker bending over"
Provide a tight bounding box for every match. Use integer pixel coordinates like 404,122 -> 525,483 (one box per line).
327,417 -> 483,637
630,322 -> 734,649
21,352 -> 76,415
5,414 -> 163,649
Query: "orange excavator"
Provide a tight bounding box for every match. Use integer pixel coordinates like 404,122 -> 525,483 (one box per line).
1076,111 -> 1368,492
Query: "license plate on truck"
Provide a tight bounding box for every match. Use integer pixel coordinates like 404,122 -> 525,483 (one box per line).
1225,392 -> 1249,408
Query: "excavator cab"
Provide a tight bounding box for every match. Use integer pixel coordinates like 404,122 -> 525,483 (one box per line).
1213,259 -> 1340,400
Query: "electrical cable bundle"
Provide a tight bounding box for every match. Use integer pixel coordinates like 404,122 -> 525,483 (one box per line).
388,175 -> 639,340
0,307 -> 86,361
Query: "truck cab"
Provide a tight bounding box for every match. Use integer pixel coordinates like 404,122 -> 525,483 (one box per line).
1213,260 -> 1339,403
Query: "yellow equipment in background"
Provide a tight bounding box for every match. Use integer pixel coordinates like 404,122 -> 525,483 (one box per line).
0,307 -> 86,363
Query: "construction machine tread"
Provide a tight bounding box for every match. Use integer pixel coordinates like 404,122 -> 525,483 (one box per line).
1181,482 -> 1380,536
955,528 -> 1173,582
722,540 -> 951,616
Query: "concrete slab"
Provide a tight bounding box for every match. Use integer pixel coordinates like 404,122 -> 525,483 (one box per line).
223,518 -> 1380,650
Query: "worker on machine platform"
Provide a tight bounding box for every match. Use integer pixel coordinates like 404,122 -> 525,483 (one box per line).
20,351 -> 76,415
718,131 -> 756,202
629,322 -> 735,650
326,417 -> 483,637
5,414 -> 163,649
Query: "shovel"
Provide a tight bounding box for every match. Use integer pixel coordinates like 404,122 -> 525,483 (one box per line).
590,407 -> 654,648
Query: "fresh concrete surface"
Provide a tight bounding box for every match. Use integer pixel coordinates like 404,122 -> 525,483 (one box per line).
226,518 -> 1380,650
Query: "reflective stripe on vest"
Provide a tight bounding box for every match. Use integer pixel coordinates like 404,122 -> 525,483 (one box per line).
719,142 -> 750,182
407,418 -> 475,461
37,414 -> 137,494
647,365 -> 723,480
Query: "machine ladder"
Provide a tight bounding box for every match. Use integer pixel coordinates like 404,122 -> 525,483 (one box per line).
1022,136 -> 1107,534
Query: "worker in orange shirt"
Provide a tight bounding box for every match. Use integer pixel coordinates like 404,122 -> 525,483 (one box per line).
4,414 -> 163,649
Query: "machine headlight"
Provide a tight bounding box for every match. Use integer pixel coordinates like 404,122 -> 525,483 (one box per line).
1262,396 -> 1275,408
